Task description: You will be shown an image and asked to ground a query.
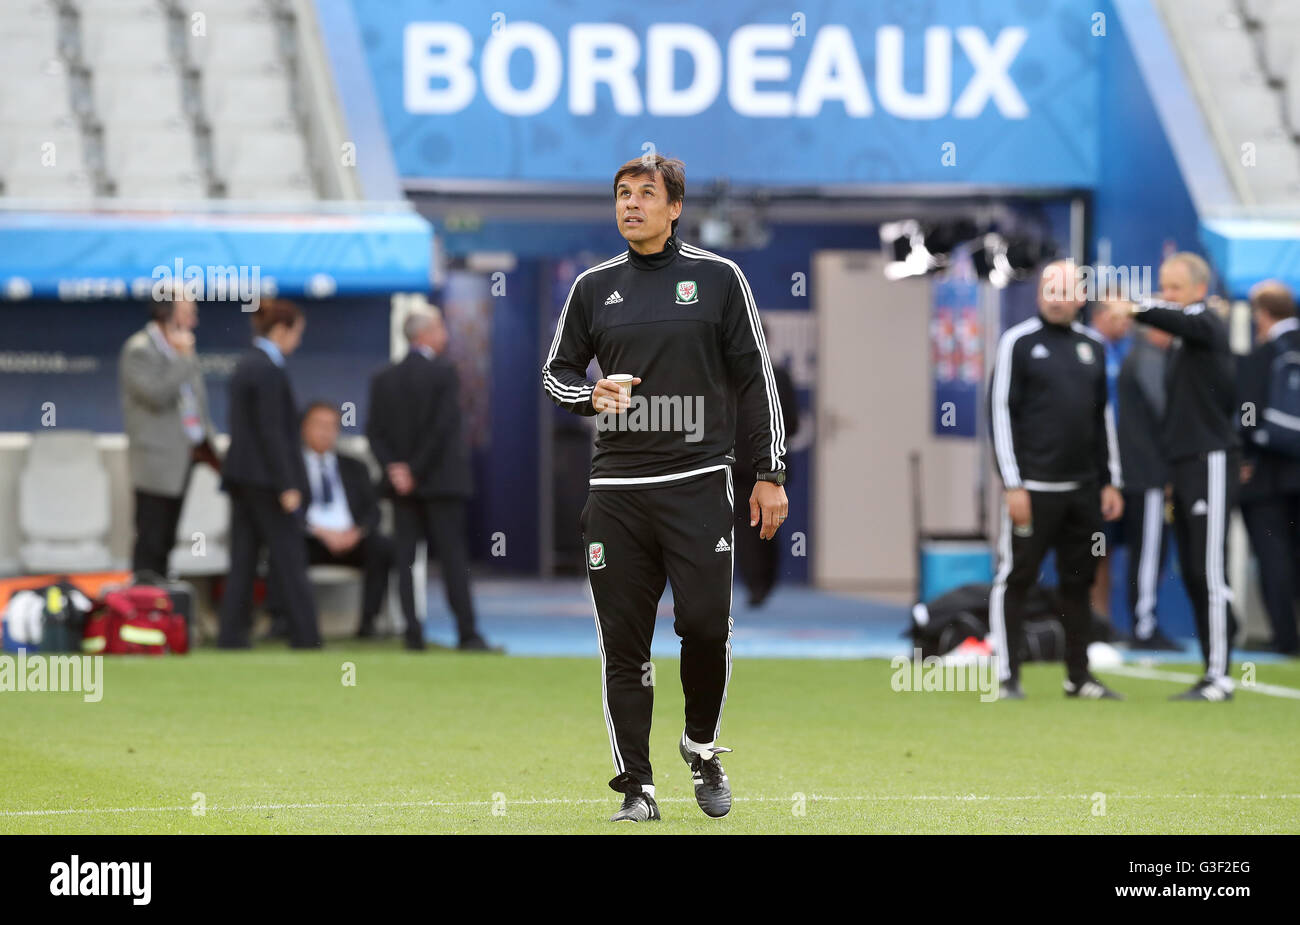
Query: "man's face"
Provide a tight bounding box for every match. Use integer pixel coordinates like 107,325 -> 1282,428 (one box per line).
302,408 -> 338,455
281,317 -> 305,355
428,317 -> 448,354
1093,303 -> 1132,341
1037,263 -> 1084,325
1158,260 -> 1206,307
172,301 -> 198,330
616,170 -> 681,246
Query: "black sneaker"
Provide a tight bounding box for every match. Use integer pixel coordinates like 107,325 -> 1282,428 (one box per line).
679,735 -> 733,818
1064,676 -> 1124,700
1130,630 -> 1182,652
607,773 -> 660,822
1170,678 -> 1233,701
997,680 -> 1025,700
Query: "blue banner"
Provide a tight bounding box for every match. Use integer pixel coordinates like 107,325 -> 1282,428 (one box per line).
0,210 -> 432,301
351,0 -> 1099,186
931,276 -> 982,438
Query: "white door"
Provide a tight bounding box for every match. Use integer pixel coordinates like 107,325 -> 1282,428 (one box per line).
813,251 -> 982,591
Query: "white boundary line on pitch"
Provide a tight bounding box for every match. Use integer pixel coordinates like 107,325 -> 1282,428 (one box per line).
1097,664 -> 1300,700
4,793 -> 1299,818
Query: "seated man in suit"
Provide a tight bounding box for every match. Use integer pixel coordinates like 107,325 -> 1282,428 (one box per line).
294,401 -> 394,637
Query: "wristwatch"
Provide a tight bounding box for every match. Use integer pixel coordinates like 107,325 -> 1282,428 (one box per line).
755,469 -> 787,486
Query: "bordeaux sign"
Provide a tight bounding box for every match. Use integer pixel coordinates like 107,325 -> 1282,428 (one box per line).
404,23 -> 1029,120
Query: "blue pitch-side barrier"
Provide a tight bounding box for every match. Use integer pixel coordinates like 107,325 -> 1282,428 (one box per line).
0,209 -> 433,299
416,579 -> 1273,663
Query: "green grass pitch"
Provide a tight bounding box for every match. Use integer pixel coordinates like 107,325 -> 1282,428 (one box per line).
2,646 -> 1297,834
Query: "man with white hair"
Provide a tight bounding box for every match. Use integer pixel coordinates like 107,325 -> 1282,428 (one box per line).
366,306 -> 497,652
1126,252 -> 1240,699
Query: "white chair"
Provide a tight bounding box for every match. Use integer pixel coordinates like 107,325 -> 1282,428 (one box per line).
94,69 -> 187,126
80,9 -> 174,74
102,123 -> 199,179
0,68 -> 74,126
188,20 -> 283,74
201,74 -> 294,129
168,464 -> 230,577
18,431 -> 113,573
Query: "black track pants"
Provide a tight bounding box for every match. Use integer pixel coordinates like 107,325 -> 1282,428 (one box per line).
582,468 -> 735,787
1170,451 -> 1238,681
989,485 -> 1103,684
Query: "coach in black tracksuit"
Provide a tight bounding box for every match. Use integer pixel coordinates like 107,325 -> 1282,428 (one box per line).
988,261 -> 1125,700
1236,280 -> 1300,656
542,156 -> 787,823
218,299 -> 322,650
1129,253 -> 1239,699
1116,326 -> 1177,648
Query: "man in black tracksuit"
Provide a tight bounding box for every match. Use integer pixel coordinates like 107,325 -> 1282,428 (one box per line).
1129,252 -> 1239,700
988,260 -> 1125,700
542,155 -> 788,823
1236,280 -> 1300,655
1116,325 -> 1179,649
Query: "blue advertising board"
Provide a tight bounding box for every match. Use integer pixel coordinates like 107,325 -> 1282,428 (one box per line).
350,0 -> 1100,187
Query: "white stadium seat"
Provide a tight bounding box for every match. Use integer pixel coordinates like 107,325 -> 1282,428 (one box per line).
168,464 -> 230,577
0,126 -> 87,179
18,431 -> 113,573
202,74 -> 295,129
113,172 -> 207,200
188,20 -> 284,74
79,9 -> 174,73
222,174 -> 316,201
94,69 -> 187,126
213,125 -> 308,180
0,67 -> 75,126
2,168 -> 97,202
102,123 -> 199,179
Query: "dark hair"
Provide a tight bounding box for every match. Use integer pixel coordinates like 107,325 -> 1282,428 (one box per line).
613,154 -> 685,234
301,400 -> 339,424
250,297 -> 303,337
1250,280 -> 1297,321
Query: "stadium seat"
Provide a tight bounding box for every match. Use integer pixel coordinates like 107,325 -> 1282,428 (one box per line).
187,20 -> 284,75
0,126 -> 90,198
168,464 -> 230,577
78,7 -> 175,74
17,431 -> 114,573
201,74 -> 295,129
0,66 -> 74,127
93,69 -> 188,127
102,124 -> 199,184
213,127 -> 315,199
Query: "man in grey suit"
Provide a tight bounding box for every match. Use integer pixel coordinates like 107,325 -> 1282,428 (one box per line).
119,295 -> 219,576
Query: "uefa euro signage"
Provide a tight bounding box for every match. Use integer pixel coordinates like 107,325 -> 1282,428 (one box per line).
354,0 -> 1099,187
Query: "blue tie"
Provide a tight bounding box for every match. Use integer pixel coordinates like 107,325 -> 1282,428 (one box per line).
318,457 -> 335,505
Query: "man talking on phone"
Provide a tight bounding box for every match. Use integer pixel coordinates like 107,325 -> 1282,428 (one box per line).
120,288 -> 219,577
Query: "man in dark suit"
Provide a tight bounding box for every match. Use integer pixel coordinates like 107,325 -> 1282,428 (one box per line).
1237,280 -> 1300,655
732,332 -> 799,608
218,298 -> 322,650
297,401 -> 393,637
366,306 -> 497,652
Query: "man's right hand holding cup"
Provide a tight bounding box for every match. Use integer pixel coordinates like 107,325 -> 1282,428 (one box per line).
591,375 -> 641,413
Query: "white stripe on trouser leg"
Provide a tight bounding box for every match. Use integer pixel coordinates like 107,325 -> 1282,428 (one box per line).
713,469 -> 734,741
1135,487 -> 1163,638
989,506 -> 1014,682
584,575 -> 625,774
1206,451 -> 1230,681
